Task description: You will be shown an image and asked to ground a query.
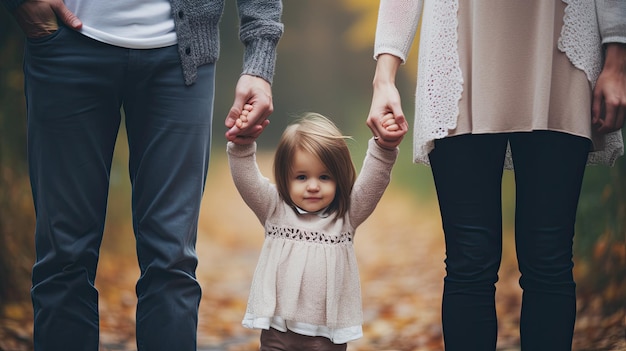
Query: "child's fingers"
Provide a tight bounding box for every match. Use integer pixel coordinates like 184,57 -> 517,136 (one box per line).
381,112 -> 400,131
381,112 -> 394,122
235,106 -> 253,129
236,119 -> 250,129
383,120 -> 396,127
385,124 -> 400,131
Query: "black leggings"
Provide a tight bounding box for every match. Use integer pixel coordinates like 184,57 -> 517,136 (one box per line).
429,131 -> 591,351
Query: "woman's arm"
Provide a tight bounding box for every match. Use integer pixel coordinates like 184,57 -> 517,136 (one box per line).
596,0 -> 626,46
367,54 -> 408,148
373,0 -> 423,64
592,43 -> 626,134
593,0 -> 626,134
367,0 -> 421,149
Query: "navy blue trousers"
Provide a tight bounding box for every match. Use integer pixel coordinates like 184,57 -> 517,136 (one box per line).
24,26 -> 214,351
429,131 -> 590,351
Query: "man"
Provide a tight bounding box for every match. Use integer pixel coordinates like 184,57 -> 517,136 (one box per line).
1,0 -> 283,350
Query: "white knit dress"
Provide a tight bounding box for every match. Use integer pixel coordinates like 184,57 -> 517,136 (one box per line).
227,138 -> 398,344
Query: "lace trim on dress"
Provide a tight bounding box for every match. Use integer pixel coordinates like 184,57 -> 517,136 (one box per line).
242,314 -> 363,344
413,0 -> 463,164
267,225 -> 353,245
559,0 -> 603,84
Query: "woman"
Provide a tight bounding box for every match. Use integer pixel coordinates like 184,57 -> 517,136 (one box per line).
367,1 -> 625,350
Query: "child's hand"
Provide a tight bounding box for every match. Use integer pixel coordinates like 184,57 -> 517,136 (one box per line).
370,113 -> 408,149
235,104 -> 254,130
229,104 -> 267,145
381,112 -> 400,131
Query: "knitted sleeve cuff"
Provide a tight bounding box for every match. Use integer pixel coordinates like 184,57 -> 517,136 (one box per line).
242,38 -> 281,85
227,141 -> 257,157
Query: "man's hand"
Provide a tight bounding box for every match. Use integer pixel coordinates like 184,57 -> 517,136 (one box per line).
225,74 -> 273,145
13,0 -> 81,38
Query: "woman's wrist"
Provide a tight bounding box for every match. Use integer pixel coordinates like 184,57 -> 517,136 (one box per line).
373,54 -> 402,87
603,43 -> 626,73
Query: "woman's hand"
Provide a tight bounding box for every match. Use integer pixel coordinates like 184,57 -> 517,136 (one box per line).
367,54 -> 409,149
592,43 -> 626,134
372,113 -> 408,149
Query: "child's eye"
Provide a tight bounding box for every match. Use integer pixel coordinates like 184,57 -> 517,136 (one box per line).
295,175 -> 306,180
320,175 -> 332,181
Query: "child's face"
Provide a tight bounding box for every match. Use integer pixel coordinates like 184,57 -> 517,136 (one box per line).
288,149 -> 337,213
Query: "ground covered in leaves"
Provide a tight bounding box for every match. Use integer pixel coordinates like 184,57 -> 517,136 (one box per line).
1,155 -> 624,351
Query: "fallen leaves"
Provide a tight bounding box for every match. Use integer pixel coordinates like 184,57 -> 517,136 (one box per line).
1,155 -> 624,351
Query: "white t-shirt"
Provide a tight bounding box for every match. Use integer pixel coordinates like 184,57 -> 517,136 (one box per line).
64,0 -> 177,49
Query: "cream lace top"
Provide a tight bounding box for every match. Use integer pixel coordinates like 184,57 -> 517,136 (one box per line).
374,0 -> 625,167
227,138 -> 398,344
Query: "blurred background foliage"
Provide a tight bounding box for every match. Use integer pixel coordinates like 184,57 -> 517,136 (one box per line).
1,0 -> 623,323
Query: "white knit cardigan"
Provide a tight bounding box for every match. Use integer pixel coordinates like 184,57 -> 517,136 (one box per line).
375,0 -> 625,167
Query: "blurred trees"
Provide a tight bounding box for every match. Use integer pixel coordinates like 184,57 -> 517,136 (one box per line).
576,153 -> 626,312
0,8 -> 33,306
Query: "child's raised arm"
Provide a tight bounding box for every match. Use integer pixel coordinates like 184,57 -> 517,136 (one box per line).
227,141 -> 279,224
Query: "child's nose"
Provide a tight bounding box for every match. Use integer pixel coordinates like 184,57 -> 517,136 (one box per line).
307,180 -> 320,191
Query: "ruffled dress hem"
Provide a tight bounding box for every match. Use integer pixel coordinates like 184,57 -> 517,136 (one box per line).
242,314 -> 363,344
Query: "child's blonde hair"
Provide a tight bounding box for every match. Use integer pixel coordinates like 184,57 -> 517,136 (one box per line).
274,113 -> 356,217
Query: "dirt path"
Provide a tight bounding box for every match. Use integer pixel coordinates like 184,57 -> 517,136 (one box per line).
2,155 -> 623,351
190,155 -> 523,351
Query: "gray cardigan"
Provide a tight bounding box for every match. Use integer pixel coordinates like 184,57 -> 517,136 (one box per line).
2,0 -> 284,86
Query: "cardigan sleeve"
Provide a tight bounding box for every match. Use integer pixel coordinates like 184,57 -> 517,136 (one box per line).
373,0 -> 423,63
227,141 -> 280,224
596,0 -> 626,44
348,138 -> 399,229
236,0 -> 284,84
